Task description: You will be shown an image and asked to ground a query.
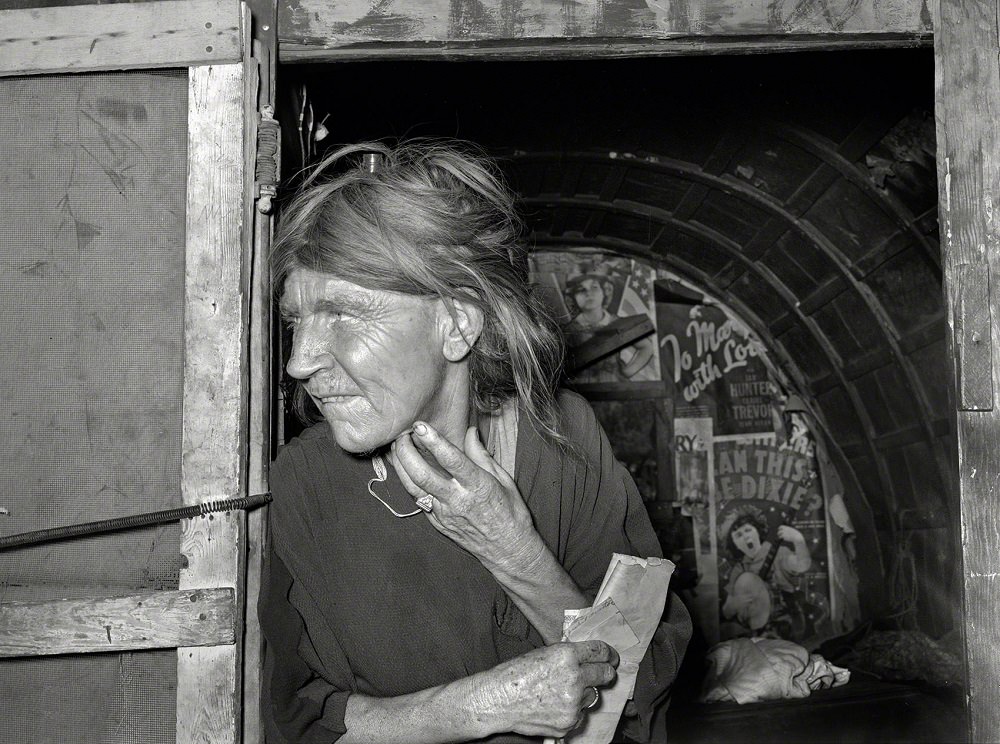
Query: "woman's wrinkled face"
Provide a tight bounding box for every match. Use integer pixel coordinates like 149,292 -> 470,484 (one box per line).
731,523 -> 761,558
280,268 -> 449,453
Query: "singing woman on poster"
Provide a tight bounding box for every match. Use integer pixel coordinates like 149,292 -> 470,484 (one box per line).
720,505 -> 814,638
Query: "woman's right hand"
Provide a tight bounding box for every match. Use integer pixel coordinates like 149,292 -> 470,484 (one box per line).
481,640 -> 619,739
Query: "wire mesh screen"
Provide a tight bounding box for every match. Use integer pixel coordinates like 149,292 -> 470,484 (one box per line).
0,70 -> 188,743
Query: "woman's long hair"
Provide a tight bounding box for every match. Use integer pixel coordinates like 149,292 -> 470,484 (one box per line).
271,139 -> 566,443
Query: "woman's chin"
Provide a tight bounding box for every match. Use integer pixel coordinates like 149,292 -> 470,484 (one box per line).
326,420 -> 392,455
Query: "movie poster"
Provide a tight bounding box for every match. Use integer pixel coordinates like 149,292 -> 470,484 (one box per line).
528,251 -> 660,384
658,295 -> 843,647
525,256 -> 851,648
656,300 -> 773,434
714,429 -> 834,645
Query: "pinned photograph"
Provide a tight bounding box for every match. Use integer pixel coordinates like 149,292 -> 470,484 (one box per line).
529,251 -> 661,384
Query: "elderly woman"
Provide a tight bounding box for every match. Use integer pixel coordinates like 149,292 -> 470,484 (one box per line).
259,140 -> 691,743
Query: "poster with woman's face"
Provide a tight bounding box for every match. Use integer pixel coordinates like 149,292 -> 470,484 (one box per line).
714,432 -> 833,645
528,250 -> 661,384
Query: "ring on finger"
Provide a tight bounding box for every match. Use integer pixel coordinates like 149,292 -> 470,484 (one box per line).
415,493 -> 434,512
584,686 -> 600,710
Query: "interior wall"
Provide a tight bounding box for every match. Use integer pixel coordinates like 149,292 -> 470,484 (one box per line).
278,48 -> 956,639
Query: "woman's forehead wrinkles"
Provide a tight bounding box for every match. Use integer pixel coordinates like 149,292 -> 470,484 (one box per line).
320,285 -> 395,317
316,296 -> 380,316
282,278 -> 395,319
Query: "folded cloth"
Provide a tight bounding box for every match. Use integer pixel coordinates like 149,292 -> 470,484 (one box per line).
699,637 -> 850,704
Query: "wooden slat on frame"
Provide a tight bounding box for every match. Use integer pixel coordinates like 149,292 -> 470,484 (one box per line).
0,0 -> 241,77
0,589 -> 236,657
177,59 -> 248,744
934,0 -> 999,739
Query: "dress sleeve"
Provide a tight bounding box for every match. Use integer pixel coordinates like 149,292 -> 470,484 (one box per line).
259,518 -> 352,743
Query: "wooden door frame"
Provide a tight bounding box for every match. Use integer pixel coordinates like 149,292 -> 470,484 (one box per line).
0,2 -> 272,743
3,0 -> 994,742
268,1 -> 985,740
933,0 -> 999,740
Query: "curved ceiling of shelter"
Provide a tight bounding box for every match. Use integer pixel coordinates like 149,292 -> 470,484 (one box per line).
294,48 -> 951,540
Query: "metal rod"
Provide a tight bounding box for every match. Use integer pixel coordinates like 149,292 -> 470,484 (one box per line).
0,493 -> 272,551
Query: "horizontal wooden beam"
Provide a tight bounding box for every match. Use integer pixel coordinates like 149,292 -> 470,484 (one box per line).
0,588 -> 235,657
280,34 -> 931,63
278,0 -> 932,61
0,0 -> 241,77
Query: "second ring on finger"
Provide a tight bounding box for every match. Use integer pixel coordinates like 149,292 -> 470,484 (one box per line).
583,686 -> 600,710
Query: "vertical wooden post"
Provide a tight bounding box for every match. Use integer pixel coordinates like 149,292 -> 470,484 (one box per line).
244,0 -> 279,738
934,0 -> 1000,739
177,61 -> 248,744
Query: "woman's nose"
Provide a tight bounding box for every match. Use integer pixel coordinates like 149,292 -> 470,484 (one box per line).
285,320 -> 334,380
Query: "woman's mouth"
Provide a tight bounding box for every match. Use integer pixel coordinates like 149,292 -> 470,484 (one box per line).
313,393 -> 358,405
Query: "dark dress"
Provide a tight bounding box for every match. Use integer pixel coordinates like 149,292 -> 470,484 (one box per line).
259,390 -> 692,743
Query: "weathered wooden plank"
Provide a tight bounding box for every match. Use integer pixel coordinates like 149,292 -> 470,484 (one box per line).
954,264 -> 994,410
177,61 -> 248,744
0,588 -> 235,657
282,35 -> 933,62
0,0 -> 241,77
278,0 -> 932,59
244,15 -> 278,743
935,0 -> 1000,738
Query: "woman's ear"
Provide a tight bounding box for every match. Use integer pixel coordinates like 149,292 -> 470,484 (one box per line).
439,297 -> 484,362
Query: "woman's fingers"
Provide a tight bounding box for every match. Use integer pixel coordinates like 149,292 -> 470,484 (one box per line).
573,640 -> 620,688
394,422 -> 492,501
573,639 -> 620,667
463,425 -> 495,471
497,642 -> 620,738
392,430 -> 459,503
412,422 -> 484,484
390,441 -> 435,508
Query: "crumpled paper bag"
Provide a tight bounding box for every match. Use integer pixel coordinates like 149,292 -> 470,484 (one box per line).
546,553 -> 675,744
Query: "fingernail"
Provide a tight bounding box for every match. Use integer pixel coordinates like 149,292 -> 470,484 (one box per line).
413,422 -> 428,436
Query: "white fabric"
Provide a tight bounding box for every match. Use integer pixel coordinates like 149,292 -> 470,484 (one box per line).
699,637 -> 850,705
